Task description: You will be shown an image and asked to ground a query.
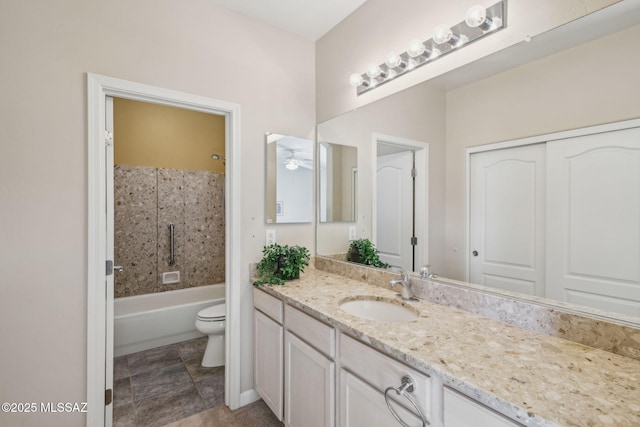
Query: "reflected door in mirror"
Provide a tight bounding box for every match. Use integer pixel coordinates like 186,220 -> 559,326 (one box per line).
469,144 -> 546,297
546,127 -> 640,316
376,150 -> 414,271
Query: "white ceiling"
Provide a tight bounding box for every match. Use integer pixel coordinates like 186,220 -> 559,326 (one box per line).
208,0 -> 368,41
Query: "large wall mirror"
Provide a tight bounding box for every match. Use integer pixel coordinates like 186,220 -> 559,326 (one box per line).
316,3 -> 640,324
265,133 -> 313,224
318,142 -> 357,223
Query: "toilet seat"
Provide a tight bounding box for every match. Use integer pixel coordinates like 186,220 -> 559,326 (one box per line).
197,304 -> 226,322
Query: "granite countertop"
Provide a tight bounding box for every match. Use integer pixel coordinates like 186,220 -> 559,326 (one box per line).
256,266 -> 640,427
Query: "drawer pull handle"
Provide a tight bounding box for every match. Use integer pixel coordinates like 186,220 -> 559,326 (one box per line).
384,375 -> 429,426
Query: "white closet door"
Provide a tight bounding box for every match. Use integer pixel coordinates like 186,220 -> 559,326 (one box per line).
469,144 -> 546,296
546,127 -> 640,315
376,151 -> 413,270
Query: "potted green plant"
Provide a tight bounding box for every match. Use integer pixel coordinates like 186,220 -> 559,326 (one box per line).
254,244 -> 311,286
347,238 -> 389,268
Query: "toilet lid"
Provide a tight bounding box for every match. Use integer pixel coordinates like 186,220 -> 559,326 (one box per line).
198,303 -> 226,320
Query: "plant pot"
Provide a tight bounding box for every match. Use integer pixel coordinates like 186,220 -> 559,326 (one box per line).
348,246 -> 361,264
276,254 -> 300,280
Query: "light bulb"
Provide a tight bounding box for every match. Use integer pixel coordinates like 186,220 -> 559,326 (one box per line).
465,5 -> 501,31
433,24 -> 467,47
366,64 -> 382,78
465,5 -> 487,28
285,159 -> 299,171
385,52 -> 403,69
433,25 -> 453,44
407,39 -> 426,58
349,73 -> 364,88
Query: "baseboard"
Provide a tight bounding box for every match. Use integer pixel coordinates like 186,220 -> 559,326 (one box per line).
239,389 -> 261,407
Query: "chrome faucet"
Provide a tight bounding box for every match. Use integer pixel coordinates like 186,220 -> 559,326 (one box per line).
420,265 -> 438,280
389,272 -> 415,300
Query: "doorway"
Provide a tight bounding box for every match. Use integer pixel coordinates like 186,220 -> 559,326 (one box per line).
110,96 -> 227,425
87,74 -> 242,427
372,134 -> 429,272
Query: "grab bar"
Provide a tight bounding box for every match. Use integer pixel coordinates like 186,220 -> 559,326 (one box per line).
168,223 -> 175,266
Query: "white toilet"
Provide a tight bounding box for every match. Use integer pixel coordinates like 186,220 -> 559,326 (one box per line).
194,303 -> 226,367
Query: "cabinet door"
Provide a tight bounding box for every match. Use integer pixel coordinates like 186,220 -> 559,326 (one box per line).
339,369 -> 423,427
285,331 -> 335,427
443,388 -> 522,427
254,309 -> 283,421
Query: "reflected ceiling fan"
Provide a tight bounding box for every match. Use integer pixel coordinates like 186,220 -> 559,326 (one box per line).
283,149 -> 313,171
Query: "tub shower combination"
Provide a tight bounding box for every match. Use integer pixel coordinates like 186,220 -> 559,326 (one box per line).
114,164 -> 226,366
113,283 -> 225,357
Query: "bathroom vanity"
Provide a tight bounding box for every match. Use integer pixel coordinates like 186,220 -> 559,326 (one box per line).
254,263 -> 640,427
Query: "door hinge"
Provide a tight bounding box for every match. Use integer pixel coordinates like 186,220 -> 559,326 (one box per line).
105,130 -> 114,147
411,168 -> 417,178
106,260 -> 113,276
105,388 -> 113,406
410,236 -> 418,246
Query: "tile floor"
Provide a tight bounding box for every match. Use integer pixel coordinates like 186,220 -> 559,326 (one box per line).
113,337 -> 282,427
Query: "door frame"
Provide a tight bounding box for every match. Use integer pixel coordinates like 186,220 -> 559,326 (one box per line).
372,133 -> 429,271
87,73 -> 242,426
464,117 -> 640,282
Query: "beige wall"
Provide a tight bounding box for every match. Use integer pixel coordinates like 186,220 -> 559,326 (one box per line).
444,24 -> 640,279
114,98 -> 226,173
316,0 -> 618,122
0,0 -> 314,426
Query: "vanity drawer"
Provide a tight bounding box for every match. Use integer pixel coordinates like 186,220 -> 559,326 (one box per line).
253,288 -> 283,324
444,387 -> 523,427
339,334 -> 431,419
285,304 -> 335,358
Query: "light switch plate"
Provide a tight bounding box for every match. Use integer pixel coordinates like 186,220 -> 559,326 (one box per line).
266,229 -> 276,245
348,226 -> 357,241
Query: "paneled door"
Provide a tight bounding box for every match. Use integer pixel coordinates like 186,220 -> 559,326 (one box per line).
376,150 -> 414,271
546,127 -> 640,315
469,143 -> 546,296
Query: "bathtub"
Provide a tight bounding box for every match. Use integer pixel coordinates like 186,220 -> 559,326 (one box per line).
114,283 -> 225,357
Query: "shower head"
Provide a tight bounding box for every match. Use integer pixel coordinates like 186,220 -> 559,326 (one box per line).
211,154 -> 226,161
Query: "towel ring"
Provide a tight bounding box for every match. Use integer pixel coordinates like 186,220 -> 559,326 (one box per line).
384,375 -> 429,427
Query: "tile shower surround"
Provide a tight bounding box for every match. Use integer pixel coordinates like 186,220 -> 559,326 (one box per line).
114,165 -> 225,298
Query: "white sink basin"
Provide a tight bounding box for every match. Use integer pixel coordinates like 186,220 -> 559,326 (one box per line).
339,297 -> 419,322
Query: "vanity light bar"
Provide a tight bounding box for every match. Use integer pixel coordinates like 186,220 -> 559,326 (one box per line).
350,1 -> 507,95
